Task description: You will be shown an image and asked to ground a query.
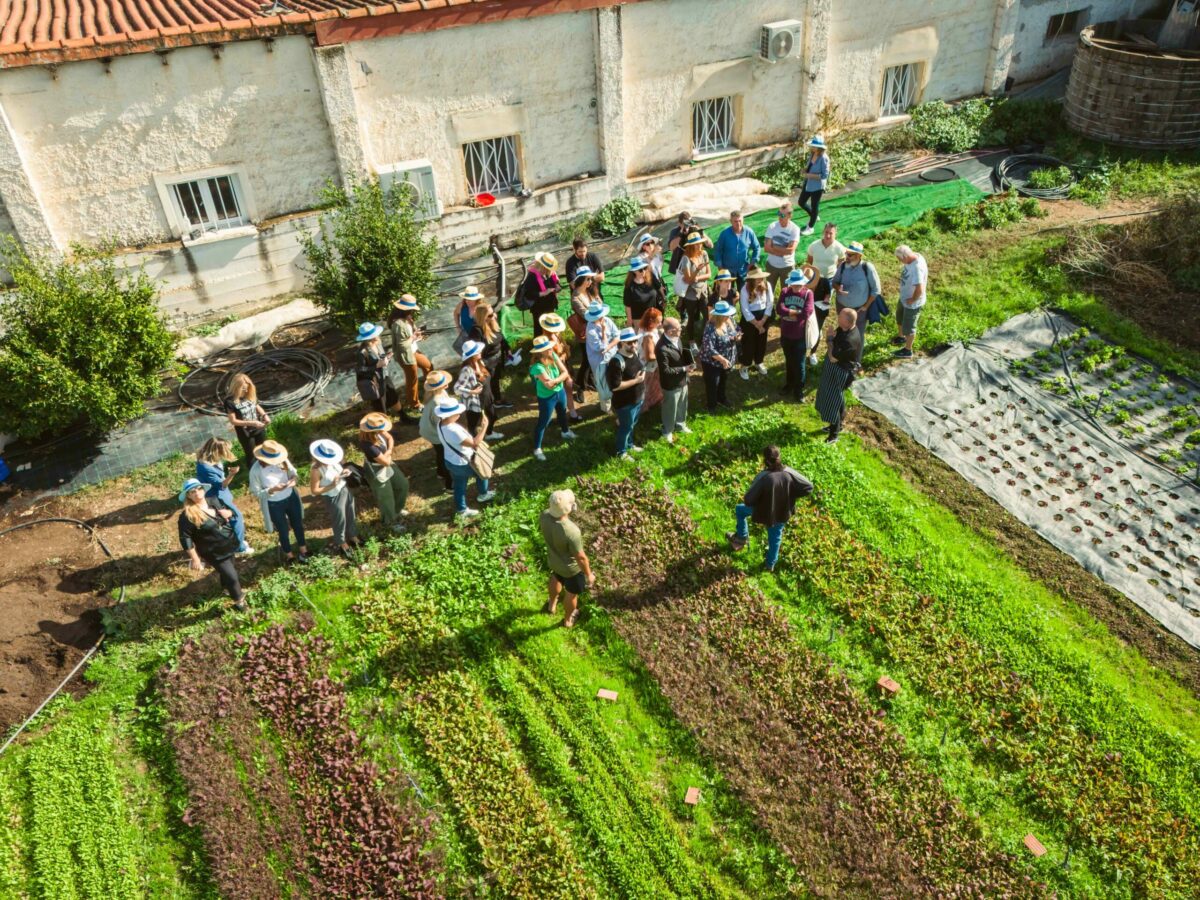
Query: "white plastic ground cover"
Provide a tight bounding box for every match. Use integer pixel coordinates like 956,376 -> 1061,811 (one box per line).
855,311 -> 1200,649
176,298 -> 323,362
640,178 -> 784,223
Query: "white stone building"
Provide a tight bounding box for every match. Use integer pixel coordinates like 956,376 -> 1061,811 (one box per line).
0,0 -> 1157,320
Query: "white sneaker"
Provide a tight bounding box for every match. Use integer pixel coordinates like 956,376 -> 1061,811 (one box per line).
238,545 -> 255,556
664,433 -> 675,444
630,445 -> 644,453
739,367 -> 750,381
477,490 -> 497,503
488,431 -> 505,441
458,508 -> 481,520
809,354 -> 819,366
620,452 -> 634,462
801,225 -> 815,236
678,423 -> 693,434
533,448 -> 547,461
756,363 -> 768,376
561,430 -> 578,440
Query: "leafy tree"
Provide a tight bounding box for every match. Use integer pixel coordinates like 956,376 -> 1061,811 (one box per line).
0,240 -> 175,440
299,179 -> 439,331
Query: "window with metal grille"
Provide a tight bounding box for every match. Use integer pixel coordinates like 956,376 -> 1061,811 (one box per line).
880,63 -> 919,117
692,96 -> 735,157
463,135 -> 521,198
169,175 -> 248,238
1045,9 -> 1086,42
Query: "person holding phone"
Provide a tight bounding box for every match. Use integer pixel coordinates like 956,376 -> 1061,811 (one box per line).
249,440 -> 309,565
655,317 -> 695,443
195,437 -> 253,556
357,413 -> 410,533
354,322 -> 392,413
701,300 -> 740,411
308,439 -> 359,559
223,373 -> 270,466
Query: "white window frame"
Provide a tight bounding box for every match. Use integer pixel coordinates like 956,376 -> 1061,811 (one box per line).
462,135 -> 522,200
154,168 -> 255,245
692,96 -> 736,159
1044,8 -> 1087,44
880,63 -> 920,118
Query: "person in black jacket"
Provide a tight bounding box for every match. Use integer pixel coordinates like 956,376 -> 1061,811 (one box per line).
655,317 -> 694,443
177,478 -> 247,609
622,257 -> 665,325
726,446 -> 814,572
814,307 -> 863,443
565,238 -> 604,284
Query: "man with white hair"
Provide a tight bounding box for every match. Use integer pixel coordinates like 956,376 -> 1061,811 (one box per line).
540,489 -> 595,629
893,244 -> 927,359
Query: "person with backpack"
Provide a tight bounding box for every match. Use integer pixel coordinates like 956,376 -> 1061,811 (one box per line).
829,241 -> 881,363
726,445 -> 814,572
607,327 -> 646,461
522,252 -> 562,337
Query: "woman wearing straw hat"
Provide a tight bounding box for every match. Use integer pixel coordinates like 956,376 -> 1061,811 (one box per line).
539,313 -> 584,423
568,267 -> 597,398
354,322 -> 393,414
356,412 -> 410,532
454,285 -> 484,347
738,267 -> 774,380
710,269 -> 737,318
419,370 -> 455,492
308,439 -> 359,559
436,400 -> 495,520
524,252 -> 563,337
584,301 -> 621,413
777,269 -> 816,400
701,300 -> 740,411
798,135 -> 831,236
195,437 -> 253,556
456,340 -> 505,441
529,334 -> 578,461
623,256 -> 665,327
249,440 -> 309,565
677,231 -> 713,345
607,327 -> 646,461
637,234 -> 665,280
829,240 -> 881,362
469,301 -> 514,410
540,489 -> 595,629
224,373 -> 270,467
387,294 -> 433,421
177,478 -> 247,609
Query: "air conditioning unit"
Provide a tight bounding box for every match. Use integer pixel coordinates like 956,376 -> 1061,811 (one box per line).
760,19 -> 802,62
376,159 -> 442,221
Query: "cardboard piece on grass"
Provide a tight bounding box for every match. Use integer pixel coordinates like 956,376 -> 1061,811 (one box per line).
596,688 -> 619,702
1024,834 -> 1047,857
684,787 -> 701,806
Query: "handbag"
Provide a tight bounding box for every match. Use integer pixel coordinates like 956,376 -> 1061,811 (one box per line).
470,441 -> 496,480
805,310 -> 820,353
567,312 -> 586,340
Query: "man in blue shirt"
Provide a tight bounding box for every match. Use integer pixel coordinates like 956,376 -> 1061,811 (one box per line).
712,210 -> 761,289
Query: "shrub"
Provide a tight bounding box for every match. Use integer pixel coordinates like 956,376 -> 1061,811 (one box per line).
754,137 -> 871,196
0,241 -> 175,440
554,196 -> 643,243
300,179 -> 439,331
905,99 -> 993,152
1027,166 -> 1073,190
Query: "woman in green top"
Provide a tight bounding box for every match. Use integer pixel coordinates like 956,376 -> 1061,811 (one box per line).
529,335 -> 578,462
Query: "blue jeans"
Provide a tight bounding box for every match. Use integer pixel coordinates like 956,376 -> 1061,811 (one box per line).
735,503 -> 785,569
448,461 -> 489,513
781,336 -> 808,399
267,490 -> 306,556
533,388 -> 568,450
615,401 -> 643,456
214,487 -> 248,549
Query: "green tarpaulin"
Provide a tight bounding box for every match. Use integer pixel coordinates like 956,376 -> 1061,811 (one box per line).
500,179 -> 986,344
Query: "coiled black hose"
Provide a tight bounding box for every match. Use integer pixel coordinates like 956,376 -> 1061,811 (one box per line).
996,153 -> 1076,199
178,347 -> 333,416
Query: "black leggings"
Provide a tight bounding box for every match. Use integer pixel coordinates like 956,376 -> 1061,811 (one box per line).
206,555 -> 243,601
702,363 -> 729,410
741,320 -> 769,367
798,188 -> 824,228
236,429 -> 265,468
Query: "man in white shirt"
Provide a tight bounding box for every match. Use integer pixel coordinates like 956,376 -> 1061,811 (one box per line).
762,203 -> 800,299
892,244 -> 928,359
805,222 -> 846,363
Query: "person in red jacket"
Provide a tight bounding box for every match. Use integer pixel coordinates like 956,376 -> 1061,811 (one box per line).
726,445 -> 814,572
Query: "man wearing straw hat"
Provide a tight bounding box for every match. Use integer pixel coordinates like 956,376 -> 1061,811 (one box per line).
540,489 -> 594,629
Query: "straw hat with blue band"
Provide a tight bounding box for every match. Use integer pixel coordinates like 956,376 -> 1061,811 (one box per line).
425,370 -> 452,392
845,241 -> 865,256
584,302 -> 610,322
308,439 -> 344,467
531,335 -> 557,355
539,313 -> 566,334
786,269 -> 812,287
359,412 -> 392,432
355,322 -> 383,342
712,300 -> 737,317
253,440 -> 289,465
629,257 -> 649,273
392,294 -> 419,312
572,266 -> 595,283
807,134 -> 826,149
618,327 -> 639,342
459,286 -> 483,301
178,478 -> 205,502
714,269 -> 734,282
435,400 -> 467,419
461,340 -> 484,362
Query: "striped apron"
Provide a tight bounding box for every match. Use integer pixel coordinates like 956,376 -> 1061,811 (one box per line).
815,361 -> 853,426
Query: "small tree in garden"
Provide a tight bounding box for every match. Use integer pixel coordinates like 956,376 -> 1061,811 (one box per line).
299,178 -> 439,331
0,240 -> 175,440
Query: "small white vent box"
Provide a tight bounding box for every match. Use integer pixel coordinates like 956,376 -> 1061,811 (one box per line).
377,159 -> 442,220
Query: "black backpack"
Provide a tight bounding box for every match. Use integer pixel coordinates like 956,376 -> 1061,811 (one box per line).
515,267 -> 536,311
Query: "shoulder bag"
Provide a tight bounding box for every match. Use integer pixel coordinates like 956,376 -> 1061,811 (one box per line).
470,440 -> 496,480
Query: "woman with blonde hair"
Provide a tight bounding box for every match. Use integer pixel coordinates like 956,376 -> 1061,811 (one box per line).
354,322 -> 392,414
177,478 -> 246,609
738,267 -> 773,380
523,252 -> 562,337
249,440 -> 309,565
224,373 -> 270,466
469,301 -> 513,410
195,437 -> 252,555
677,232 -> 712,345
357,413 -> 410,533
637,308 -> 664,411
529,333 -> 578,462
308,439 -> 359,558
387,294 -> 433,421
538,313 -> 583,422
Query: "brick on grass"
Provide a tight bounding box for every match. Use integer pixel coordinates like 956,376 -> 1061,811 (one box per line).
596,688 -> 618,702
1024,834 -> 1047,857
876,676 -> 900,698
684,787 -> 701,806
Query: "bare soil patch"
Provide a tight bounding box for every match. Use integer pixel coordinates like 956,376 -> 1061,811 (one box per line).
0,521 -> 115,731
849,405 -> 1200,698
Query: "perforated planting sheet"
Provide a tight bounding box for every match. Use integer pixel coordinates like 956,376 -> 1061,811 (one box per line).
856,311 -> 1200,649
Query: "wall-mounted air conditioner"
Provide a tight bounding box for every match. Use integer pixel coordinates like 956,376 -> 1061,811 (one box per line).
376,159 -> 442,221
760,20 -> 803,62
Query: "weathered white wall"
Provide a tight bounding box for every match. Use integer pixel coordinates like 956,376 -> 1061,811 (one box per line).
621,0 -> 808,176
827,0 -> 999,123
0,36 -> 338,248
1008,0 -> 1160,84
349,11 -> 602,209
0,195 -> 14,283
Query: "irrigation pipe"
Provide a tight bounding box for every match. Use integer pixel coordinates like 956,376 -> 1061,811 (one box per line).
178,347 -> 333,416
0,518 -> 125,757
